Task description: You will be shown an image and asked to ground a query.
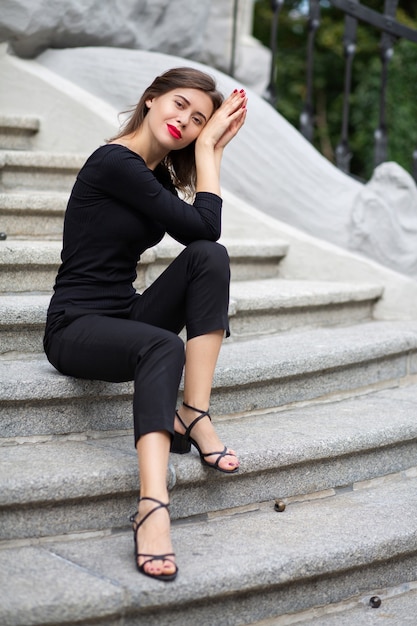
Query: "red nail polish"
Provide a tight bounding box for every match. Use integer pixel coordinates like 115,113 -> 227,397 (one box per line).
233,89 -> 238,93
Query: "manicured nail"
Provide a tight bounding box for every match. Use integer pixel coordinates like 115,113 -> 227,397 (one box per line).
233,89 -> 238,93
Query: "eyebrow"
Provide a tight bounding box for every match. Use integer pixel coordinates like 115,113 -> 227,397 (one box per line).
174,94 -> 208,122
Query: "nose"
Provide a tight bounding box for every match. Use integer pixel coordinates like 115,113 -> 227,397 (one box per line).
176,113 -> 188,128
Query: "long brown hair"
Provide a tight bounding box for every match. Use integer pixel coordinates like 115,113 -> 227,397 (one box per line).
109,67 -> 224,197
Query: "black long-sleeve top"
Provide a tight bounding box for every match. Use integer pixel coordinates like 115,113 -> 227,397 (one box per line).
45,144 -> 222,330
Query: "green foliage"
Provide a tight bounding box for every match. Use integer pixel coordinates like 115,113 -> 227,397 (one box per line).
253,0 -> 417,181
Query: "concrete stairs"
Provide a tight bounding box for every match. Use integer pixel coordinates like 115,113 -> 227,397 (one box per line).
1,114 -> 417,626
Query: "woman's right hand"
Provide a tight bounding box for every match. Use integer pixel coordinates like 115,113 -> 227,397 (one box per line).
196,89 -> 247,152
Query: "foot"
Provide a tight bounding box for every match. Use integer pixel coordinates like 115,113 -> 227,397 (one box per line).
133,497 -> 176,578
174,404 -> 240,472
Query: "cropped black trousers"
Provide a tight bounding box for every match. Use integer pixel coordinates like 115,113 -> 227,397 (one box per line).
44,241 -> 230,445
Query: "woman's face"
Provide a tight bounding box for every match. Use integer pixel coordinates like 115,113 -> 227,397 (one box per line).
145,88 -> 214,150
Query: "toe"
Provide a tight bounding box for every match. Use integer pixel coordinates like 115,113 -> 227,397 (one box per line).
142,559 -> 163,576
218,450 -> 239,471
163,560 -> 176,575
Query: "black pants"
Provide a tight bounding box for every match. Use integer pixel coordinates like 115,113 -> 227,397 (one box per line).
44,241 -> 230,445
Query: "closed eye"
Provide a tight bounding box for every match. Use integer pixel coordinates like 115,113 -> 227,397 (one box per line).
173,94 -> 208,125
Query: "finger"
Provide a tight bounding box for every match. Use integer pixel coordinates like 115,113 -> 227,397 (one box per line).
227,102 -> 247,125
224,94 -> 247,117
230,88 -> 246,99
221,89 -> 247,113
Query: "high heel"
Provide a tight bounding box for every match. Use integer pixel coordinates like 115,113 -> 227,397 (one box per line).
130,496 -> 178,582
170,402 -> 239,474
171,428 -> 191,454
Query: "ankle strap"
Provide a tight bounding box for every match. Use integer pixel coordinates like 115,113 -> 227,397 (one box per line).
130,497 -> 170,528
139,496 -> 169,507
181,402 -> 211,439
182,401 -> 210,415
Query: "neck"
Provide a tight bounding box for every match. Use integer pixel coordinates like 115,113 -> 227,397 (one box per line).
117,128 -> 168,171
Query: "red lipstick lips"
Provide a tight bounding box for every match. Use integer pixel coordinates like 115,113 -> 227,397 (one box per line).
167,124 -> 182,139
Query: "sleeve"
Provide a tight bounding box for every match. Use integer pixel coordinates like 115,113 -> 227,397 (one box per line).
85,146 -> 223,245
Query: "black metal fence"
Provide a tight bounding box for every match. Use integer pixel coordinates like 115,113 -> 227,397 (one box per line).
233,0 -> 417,182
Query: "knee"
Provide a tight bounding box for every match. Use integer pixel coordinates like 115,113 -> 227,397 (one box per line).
159,333 -> 185,377
186,240 -> 230,277
155,332 -> 185,366
168,333 -> 185,361
134,330 -> 185,374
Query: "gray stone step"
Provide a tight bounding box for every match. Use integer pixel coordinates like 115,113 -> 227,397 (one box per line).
1,383 -> 416,541
266,583 -> 417,625
0,115 -> 40,151
0,191 -> 289,243
229,278 -> 382,338
1,320 -> 416,440
146,236 -> 288,284
0,237 -> 287,293
0,239 -> 62,292
0,280 -> 383,356
0,191 -> 67,238
0,150 -> 86,192
0,471 -> 416,626
0,174 -> 286,245
0,293 -> 51,355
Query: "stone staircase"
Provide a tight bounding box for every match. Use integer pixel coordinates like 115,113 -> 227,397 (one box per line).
1,114 -> 417,626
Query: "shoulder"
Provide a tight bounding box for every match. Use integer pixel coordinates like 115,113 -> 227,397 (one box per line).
79,144 -> 150,183
88,143 -> 147,166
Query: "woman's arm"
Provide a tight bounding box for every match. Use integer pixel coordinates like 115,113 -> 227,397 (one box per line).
89,146 -> 223,242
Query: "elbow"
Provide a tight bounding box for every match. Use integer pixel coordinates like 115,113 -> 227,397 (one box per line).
208,218 -> 222,241
210,227 -> 221,241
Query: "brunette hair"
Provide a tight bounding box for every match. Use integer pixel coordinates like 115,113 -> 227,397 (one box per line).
109,67 -> 224,196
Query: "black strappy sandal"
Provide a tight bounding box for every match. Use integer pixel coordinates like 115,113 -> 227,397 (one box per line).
129,496 -> 178,582
170,402 -> 239,474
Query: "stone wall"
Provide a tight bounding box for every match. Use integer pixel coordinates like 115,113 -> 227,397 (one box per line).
0,0 -> 269,92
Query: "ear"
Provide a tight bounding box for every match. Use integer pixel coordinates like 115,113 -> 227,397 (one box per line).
145,98 -> 153,109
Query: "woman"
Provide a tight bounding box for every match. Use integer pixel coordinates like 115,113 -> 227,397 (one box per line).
43,67 -> 247,582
